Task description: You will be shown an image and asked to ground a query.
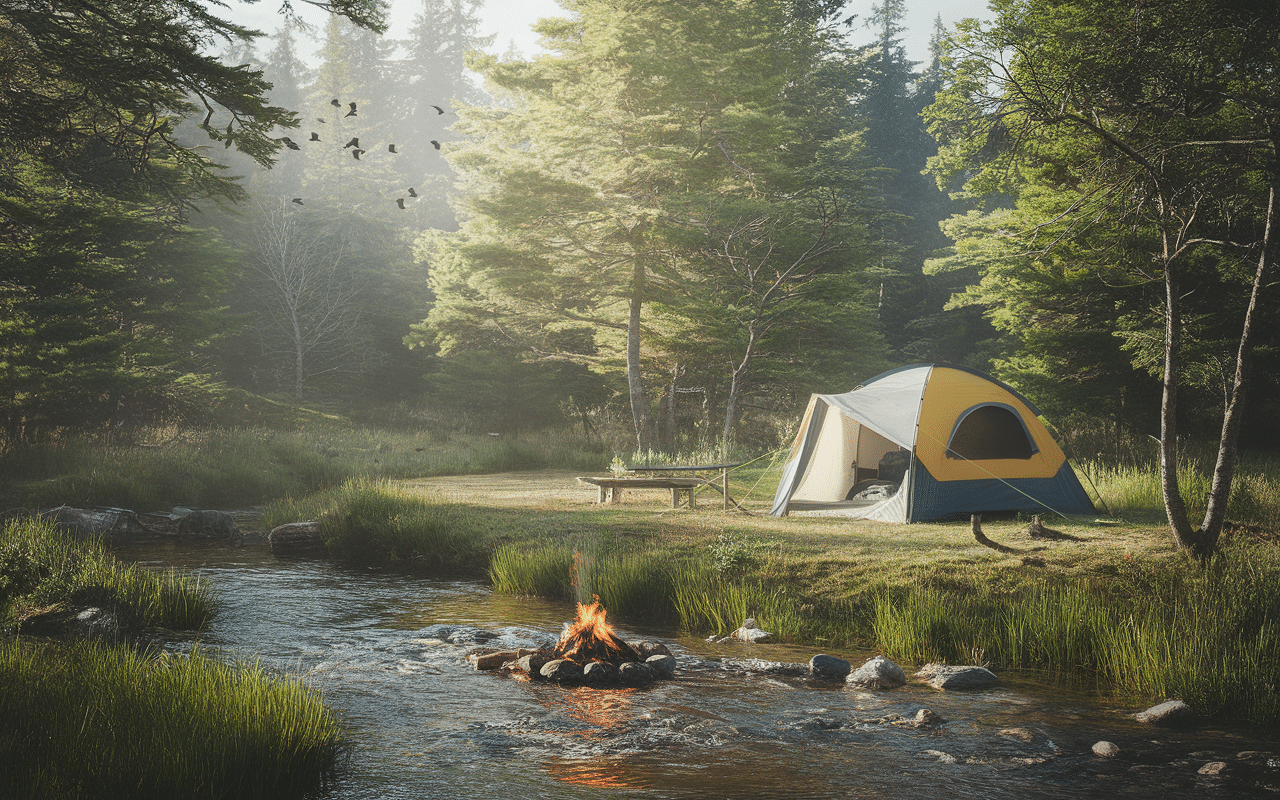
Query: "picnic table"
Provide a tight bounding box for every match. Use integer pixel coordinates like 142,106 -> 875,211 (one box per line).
577,463 -> 742,511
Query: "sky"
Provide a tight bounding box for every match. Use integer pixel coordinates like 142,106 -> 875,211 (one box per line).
223,0 -> 993,67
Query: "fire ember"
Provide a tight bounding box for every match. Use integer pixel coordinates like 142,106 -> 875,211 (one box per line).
468,599 -> 676,687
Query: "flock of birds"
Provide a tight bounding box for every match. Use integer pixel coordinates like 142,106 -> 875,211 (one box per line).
279,98 -> 446,211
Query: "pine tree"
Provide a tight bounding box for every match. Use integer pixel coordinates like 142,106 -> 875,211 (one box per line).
413,0 -> 889,450
392,0 -> 496,230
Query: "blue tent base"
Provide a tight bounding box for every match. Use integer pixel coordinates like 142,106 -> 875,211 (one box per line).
908,461 -> 1095,523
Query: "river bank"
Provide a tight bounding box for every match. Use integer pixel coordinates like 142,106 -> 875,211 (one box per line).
259,471 -> 1280,726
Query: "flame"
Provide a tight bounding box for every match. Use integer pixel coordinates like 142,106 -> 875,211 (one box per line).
552,595 -> 645,666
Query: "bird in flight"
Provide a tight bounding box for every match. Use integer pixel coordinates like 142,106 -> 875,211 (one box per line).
317,117 -> 326,123
396,198 -> 406,209
407,187 -> 417,197
309,132 -> 320,142
345,102 -> 358,117
388,144 -> 397,153
344,137 -> 360,149
330,99 -> 340,108
292,198 -> 304,205
430,140 -> 441,150
279,137 -> 301,150
431,105 -> 445,115
352,149 -> 365,160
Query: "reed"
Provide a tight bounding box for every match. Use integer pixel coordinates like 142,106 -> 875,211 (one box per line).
0,517 -> 215,632
872,544 -> 1280,722
583,551 -> 679,621
0,638 -> 344,800
489,544 -> 575,601
317,478 -> 491,572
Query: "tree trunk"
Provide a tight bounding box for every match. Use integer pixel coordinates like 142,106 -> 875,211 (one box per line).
292,310 -> 306,402
722,325 -> 759,444
626,258 -> 652,452
1160,260 -> 1196,551
659,364 -> 679,456
1198,182 -> 1277,557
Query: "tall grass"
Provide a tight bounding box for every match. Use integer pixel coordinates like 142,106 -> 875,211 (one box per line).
1084,453 -> 1280,528
872,545 -> 1280,722
489,544 -> 575,601
316,478 -> 491,572
489,541 -> 858,643
0,426 -> 610,511
0,638 -> 344,800
0,517 -> 215,632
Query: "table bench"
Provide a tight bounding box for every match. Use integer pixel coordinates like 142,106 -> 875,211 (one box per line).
577,476 -> 711,508
578,462 -> 742,510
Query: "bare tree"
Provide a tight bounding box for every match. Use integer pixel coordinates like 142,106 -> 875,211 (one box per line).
248,199 -> 369,400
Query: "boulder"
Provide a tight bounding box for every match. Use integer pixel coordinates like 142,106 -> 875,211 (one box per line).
176,509 -> 238,539
470,650 -> 519,671
74,607 -> 120,640
1198,761 -> 1227,776
915,663 -> 1000,691
922,749 -> 958,764
632,641 -> 674,660
1133,699 -> 1195,726
516,652 -> 550,675
809,654 -> 852,680
645,654 -> 677,678
618,661 -> 655,686
890,708 -> 946,729
40,506 -> 145,538
268,521 -> 326,556
582,661 -> 621,686
998,727 -> 1043,743
718,617 -> 773,644
540,658 -> 583,683
1092,741 -> 1121,758
847,655 -> 907,689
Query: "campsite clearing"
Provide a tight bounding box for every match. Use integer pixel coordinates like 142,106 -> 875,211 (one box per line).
389,470 -> 1179,595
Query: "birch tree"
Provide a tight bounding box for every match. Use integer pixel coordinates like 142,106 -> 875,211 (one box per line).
926,0 -> 1280,557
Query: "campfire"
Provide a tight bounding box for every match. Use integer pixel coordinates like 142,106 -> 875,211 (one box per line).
554,599 -> 643,664
469,598 -> 676,687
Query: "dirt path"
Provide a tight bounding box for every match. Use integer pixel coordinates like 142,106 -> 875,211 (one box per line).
398,470 -> 773,511
398,471 -> 603,508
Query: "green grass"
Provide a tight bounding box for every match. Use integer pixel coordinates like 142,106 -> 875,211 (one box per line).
0,426 -> 612,512
1,517 -> 215,633
1082,453 -> 1280,529
871,545 -> 1280,722
312,478 -> 494,573
489,544 -> 576,601
0,638 -> 344,800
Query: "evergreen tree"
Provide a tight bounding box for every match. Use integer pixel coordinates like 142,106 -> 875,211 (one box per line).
393,0 -> 495,231
260,19 -> 315,198
412,0 -> 888,450
857,2 -> 970,364
925,0 -> 1280,557
0,1 -> 386,440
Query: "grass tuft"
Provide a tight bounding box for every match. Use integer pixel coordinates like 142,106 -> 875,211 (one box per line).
0,638 -> 344,800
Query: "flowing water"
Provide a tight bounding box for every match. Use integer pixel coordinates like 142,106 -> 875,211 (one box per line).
117,541 -> 1279,799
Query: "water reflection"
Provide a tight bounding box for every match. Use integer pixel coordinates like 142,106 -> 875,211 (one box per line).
544,755 -> 636,791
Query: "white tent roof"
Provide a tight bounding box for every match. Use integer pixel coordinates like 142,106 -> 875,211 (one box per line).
814,364 -> 931,449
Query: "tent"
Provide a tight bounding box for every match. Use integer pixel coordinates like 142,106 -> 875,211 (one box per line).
771,363 -> 1096,522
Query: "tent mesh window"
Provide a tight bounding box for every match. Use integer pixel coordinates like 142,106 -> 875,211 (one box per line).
946,404 -> 1035,460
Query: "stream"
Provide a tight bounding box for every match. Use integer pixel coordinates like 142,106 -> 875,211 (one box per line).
116,540 -> 1279,799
